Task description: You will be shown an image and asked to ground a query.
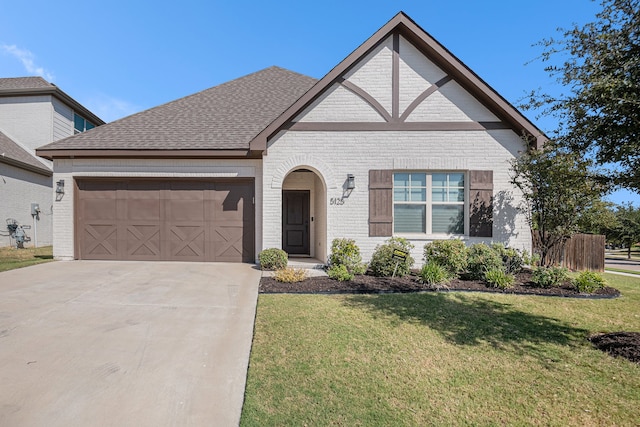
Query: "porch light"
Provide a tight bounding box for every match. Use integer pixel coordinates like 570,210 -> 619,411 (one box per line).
56,180 -> 65,195
346,174 -> 356,190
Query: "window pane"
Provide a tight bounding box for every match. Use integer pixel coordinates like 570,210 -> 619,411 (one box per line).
450,173 -> 465,187
410,173 -> 426,187
394,173 -> 410,187
432,188 -> 446,202
432,173 -> 447,187
432,205 -> 464,234
410,188 -> 426,201
86,121 -> 95,130
74,114 -> 84,132
449,189 -> 465,202
394,188 -> 408,201
394,205 -> 426,233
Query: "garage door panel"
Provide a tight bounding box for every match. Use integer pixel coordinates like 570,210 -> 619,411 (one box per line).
76,179 -> 254,262
82,223 -> 118,259
125,224 -> 161,259
168,224 -> 206,261
213,225 -> 245,261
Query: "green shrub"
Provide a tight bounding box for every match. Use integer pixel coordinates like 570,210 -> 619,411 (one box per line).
491,243 -> 524,274
327,264 -> 354,281
273,267 -> 308,283
466,243 -> 504,280
369,237 -> 415,277
573,270 -> 607,293
419,261 -> 453,286
423,240 -> 468,275
329,238 -> 367,275
531,266 -> 569,288
484,268 -> 515,289
522,250 -> 541,267
258,248 -> 288,271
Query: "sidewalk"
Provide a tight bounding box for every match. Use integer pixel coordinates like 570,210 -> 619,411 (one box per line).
605,256 -> 640,272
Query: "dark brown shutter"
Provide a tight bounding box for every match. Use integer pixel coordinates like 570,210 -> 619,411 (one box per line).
469,170 -> 493,237
369,170 -> 393,237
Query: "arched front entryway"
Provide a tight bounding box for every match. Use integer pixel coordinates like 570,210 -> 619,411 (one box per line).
281,168 -> 328,262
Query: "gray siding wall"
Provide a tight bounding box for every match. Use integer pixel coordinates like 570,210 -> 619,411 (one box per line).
0,162 -> 53,247
52,97 -> 74,141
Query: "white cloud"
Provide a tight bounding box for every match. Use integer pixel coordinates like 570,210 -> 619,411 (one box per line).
87,94 -> 143,122
1,44 -> 54,81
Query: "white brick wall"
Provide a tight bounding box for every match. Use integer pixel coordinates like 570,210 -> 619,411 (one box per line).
0,95 -> 55,151
262,33 -> 532,265
0,93 -> 78,249
51,158 -> 262,260
263,130 -> 531,264
296,84 -> 385,122
0,162 -> 53,247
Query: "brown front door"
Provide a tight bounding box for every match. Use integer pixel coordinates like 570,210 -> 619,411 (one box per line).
76,179 -> 254,262
282,190 -> 310,255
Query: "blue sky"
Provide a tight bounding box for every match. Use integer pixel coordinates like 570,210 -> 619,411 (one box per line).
1,0 -> 637,205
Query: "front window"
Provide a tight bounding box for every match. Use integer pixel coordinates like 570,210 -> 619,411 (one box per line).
393,172 -> 465,235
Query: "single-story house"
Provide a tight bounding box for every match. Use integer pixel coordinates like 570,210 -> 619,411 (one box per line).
37,12 -> 543,264
0,77 -> 104,247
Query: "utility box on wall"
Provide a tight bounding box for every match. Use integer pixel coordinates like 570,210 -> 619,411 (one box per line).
31,203 -> 40,216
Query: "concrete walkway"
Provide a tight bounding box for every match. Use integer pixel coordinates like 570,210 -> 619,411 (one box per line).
0,261 -> 261,427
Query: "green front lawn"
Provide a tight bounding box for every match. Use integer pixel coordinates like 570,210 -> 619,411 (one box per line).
0,245 -> 54,272
242,274 -> 640,426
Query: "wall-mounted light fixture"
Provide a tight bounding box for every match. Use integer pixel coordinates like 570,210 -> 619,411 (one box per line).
346,174 -> 356,190
56,180 -> 65,195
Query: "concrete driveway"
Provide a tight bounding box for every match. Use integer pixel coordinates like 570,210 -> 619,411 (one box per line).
0,261 -> 261,426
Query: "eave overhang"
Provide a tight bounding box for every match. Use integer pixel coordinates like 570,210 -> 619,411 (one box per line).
36,148 -> 259,161
0,155 -> 52,176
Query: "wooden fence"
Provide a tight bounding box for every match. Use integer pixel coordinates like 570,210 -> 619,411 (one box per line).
533,233 -> 605,272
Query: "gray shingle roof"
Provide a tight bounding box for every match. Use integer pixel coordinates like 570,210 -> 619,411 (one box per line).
38,67 -> 317,152
0,131 -> 51,174
0,76 -> 54,90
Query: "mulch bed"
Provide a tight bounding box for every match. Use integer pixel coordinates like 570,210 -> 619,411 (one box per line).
589,332 -> 640,364
259,270 -> 620,298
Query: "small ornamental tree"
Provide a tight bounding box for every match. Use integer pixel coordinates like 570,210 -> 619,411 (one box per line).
510,144 -> 606,267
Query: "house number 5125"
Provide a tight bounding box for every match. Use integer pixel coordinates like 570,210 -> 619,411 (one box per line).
330,197 -> 345,205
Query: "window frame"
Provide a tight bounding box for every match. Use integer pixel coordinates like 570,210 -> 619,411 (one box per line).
73,112 -> 95,134
392,171 -> 468,237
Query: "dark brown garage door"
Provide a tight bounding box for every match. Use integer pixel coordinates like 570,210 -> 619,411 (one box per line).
75,179 -> 254,262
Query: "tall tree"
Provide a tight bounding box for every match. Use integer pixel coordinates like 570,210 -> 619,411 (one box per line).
610,204 -> 640,258
510,144 -> 607,267
577,199 -> 619,235
527,0 -> 640,191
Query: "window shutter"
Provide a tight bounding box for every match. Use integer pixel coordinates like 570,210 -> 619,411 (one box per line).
369,170 -> 393,237
469,170 -> 493,237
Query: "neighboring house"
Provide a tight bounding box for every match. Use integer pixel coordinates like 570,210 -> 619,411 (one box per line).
37,12 -> 544,264
0,77 -> 104,247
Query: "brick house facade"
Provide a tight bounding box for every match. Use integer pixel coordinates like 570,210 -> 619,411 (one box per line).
38,12 -> 543,263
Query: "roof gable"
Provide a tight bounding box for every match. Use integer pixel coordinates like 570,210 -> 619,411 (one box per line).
250,11 -> 545,151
